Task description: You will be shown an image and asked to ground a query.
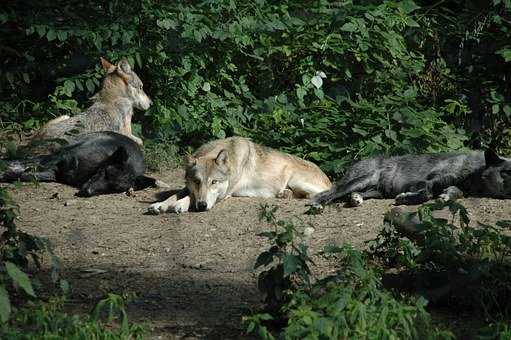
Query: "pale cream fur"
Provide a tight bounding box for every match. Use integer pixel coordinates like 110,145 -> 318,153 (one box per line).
148,137 -> 332,214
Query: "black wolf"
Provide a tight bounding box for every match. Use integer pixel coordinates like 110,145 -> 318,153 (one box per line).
1,132 -> 163,197
311,150 -> 511,207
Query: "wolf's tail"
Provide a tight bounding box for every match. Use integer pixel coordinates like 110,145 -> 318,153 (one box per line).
0,157 -> 54,182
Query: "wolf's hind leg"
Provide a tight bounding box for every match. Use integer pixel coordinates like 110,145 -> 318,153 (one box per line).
286,170 -> 331,199
438,186 -> 464,202
395,189 -> 432,205
348,190 -> 383,207
309,175 -> 376,207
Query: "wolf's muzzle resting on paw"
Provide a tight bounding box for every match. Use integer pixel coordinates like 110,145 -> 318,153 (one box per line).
148,137 -> 332,214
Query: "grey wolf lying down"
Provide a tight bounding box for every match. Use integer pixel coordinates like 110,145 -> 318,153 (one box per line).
1,132 -> 166,197
148,137 -> 332,213
311,150 -> 511,207
29,58 -> 151,153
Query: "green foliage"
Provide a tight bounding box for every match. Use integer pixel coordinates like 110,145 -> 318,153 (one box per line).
1,0 -> 491,178
369,200 -> 511,317
143,137 -> 181,172
247,205 -> 451,339
0,295 -> 145,339
255,204 -> 314,310
0,186 -> 62,323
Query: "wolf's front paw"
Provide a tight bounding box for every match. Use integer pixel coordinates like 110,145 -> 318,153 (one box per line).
148,202 -> 168,214
170,200 -> 189,214
130,135 -> 143,146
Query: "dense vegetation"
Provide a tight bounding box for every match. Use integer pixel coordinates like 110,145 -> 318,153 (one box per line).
247,203 -> 511,339
1,0 -> 510,176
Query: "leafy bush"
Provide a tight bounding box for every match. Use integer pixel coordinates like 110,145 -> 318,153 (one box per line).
0,186 -> 63,323
0,294 -> 144,339
1,0 -> 486,178
369,201 -> 511,317
246,205 -> 451,339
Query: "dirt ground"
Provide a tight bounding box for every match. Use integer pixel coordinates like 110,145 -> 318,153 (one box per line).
7,168 -> 511,339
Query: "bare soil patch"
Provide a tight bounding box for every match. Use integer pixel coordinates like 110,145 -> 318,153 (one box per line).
7,168 -> 511,339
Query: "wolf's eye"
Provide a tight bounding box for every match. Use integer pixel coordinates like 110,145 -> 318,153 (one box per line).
194,178 -> 201,185
211,180 -> 219,185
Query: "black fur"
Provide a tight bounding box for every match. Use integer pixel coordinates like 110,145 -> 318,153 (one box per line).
1,131 -> 157,197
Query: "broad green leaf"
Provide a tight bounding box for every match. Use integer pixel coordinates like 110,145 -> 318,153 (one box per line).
340,22 -> 357,32
202,82 -> 211,92
0,285 -> 10,323
64,80 -> 75,96
5,262 -> 36,297
399,0 -> 420,13
57,30 -> 67,41
46,29 -> 56,41
86,79 -> 95,93
283,254 -> 300,276
311,75 -> 323,89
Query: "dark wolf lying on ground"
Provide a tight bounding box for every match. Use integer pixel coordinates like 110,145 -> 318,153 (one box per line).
28,58 -> 151,154
310,150 -> 511,207
1,132 -> 166,197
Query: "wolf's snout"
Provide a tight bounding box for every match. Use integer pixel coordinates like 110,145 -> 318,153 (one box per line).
196,201 -> 208,211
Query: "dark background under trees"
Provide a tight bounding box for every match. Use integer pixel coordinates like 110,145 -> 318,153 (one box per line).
1,0 -> 510,177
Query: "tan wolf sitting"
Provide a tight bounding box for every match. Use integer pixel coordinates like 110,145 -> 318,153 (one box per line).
148,137 -> 332,213
30,57 -> 151,152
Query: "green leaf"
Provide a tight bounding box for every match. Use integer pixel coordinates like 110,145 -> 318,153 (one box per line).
202,82 -> 211,92
283,254 -> 300,276
340,22 -> 357,32
57,30 -> 67,41
86,79 -> 95,93
46,29 -> 57,41
157,18 -> 177,30
399,0 -> 420,13
496,220 -> 511,228
406,18 -> 420,28
0,285 -> 11,323
503,105 -> 511,117
492,104 -> 500,114
311,75 -> 323,89
63,80 -> 75,97
254,251 -> 275,269
5,262 -> 36,297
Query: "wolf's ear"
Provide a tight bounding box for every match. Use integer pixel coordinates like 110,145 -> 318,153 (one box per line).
118,59 -> 132,74
485,149 -> 504,167
215,149 -> 228,166
100,57 -> 116,74
185,154 -> 197,166
110,146 -> 129,164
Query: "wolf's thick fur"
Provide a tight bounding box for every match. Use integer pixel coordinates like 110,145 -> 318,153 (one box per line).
311,150 -> 511,207
30,58 -> 151,152
148,137 -> 332,213
1,132 -> 166,197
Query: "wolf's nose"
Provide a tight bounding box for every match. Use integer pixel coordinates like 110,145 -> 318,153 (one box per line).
197,201 -> 207,211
